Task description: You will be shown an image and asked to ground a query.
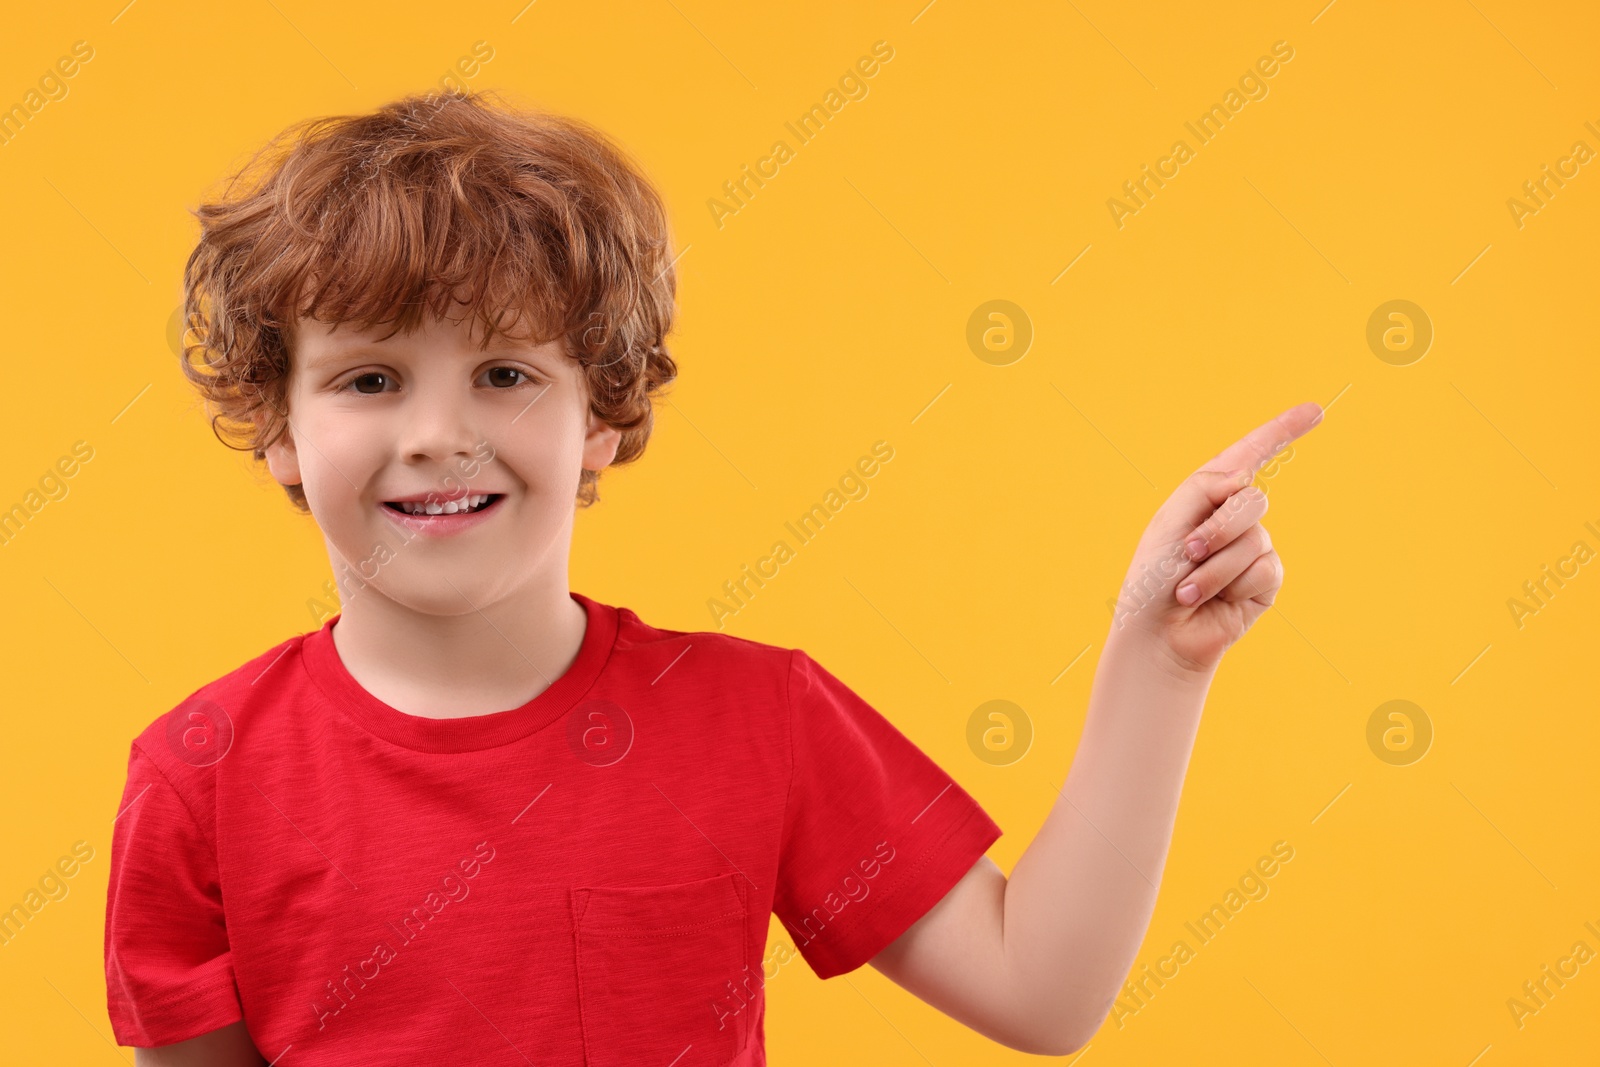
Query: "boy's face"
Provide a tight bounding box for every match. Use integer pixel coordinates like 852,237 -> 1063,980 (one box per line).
263,309 -> 621,617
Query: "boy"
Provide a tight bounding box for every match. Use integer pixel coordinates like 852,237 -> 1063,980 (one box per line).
105,88 -> 1322,1064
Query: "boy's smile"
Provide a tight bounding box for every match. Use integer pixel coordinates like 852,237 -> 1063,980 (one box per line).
380,491 -> 507,534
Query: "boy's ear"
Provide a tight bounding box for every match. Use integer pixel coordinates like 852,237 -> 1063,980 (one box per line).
581,411 -> 623,473
259,412 -> 303,488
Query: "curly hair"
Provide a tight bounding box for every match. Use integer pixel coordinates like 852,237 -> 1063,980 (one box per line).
177,87 -> 679,511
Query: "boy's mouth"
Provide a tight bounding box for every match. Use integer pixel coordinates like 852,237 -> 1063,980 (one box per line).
382,493 -> 503,516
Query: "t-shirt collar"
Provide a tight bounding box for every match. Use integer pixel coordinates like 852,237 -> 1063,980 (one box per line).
300,591 -> 619,753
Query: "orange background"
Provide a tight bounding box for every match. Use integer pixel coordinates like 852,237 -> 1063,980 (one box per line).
1,1 -> 1596,1063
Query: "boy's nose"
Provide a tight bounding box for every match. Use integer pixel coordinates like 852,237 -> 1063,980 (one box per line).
396,394 -> 484,465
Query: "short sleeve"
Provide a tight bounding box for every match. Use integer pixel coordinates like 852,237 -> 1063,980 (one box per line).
774,650 -> 1003,979
104,742 -> 244,1047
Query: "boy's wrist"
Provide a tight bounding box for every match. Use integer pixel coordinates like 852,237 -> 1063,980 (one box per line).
1102,622 -> 1219,690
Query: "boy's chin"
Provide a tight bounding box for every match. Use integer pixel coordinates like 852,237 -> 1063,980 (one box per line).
380,584 -> 509,618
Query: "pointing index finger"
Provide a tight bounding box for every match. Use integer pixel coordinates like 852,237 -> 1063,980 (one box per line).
1203,401 -> 1325,476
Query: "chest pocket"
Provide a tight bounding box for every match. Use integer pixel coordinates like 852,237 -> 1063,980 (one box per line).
571,871 -> 752,1067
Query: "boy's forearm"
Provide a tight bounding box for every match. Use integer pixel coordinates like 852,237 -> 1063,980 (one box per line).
1000,626 -> 1215,1049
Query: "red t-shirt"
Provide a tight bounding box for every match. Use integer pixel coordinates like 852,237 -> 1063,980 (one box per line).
104,591 -> 1003,1064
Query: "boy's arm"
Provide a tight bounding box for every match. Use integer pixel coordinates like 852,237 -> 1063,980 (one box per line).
869,403 -> 1324,1055
870,629 -> 1211,1054
134,1021 -> 267,1066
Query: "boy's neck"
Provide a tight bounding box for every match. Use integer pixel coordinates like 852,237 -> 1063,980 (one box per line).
327,579 -> 589,721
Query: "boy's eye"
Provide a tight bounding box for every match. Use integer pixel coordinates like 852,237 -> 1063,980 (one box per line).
484,366 -> 535,389
347,372 -> 391,394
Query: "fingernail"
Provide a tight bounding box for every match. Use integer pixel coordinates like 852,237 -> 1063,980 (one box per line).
1177,583 -> 1199,605
1186,537 -> 1208,560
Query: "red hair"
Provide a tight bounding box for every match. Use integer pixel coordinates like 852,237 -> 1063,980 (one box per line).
178,87 -> 679,510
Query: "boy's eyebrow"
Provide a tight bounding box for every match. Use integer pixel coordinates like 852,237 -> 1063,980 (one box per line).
484,336 -> 554,354
300,345 -> 367,370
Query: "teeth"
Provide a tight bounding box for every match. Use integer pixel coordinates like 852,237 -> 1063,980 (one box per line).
395,494 -> 493,516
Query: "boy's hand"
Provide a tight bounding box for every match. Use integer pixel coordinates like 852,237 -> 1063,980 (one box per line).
1109,401 -> 1324,678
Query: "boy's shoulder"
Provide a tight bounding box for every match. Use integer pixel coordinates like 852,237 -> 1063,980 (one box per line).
612,602 -> 801,684
125,624 -> 313,792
